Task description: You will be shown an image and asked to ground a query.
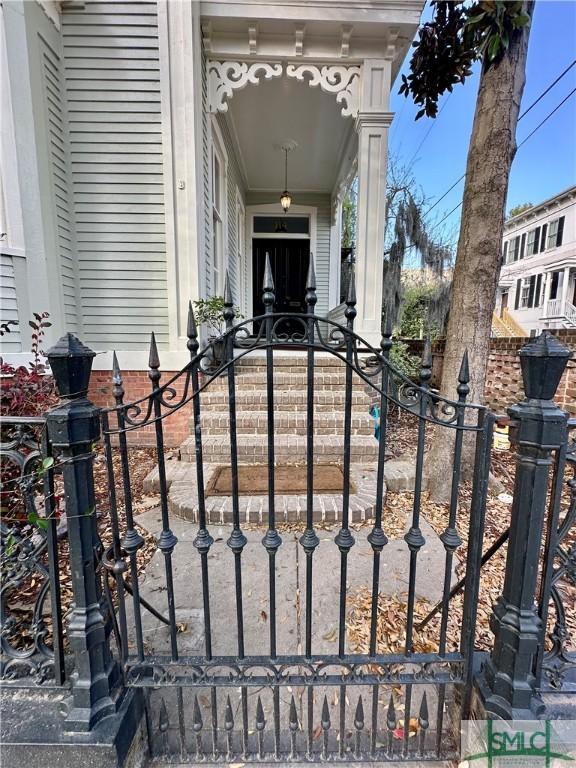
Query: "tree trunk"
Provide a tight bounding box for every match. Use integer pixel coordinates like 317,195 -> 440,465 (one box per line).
426,3 -> 534,503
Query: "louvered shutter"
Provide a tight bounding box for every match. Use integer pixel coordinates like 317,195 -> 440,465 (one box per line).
535,273 -> 542,307
532,226 -> 540,255
527,275 -> 536,308
515,279 -> 521,309
520,233 -> 526,259
556,216 -> 565,247
540,224 -> 548,252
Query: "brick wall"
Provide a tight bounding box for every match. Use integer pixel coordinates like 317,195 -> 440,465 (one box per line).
89,370 -> 192,447
402,330 -> 576,418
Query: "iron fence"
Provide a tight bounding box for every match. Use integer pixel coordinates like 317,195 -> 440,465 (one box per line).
95,256 -> 495,762
0,417 -> 65,686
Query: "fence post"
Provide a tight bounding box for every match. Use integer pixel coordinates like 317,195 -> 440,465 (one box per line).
477,331 -> 572,718
46,333 -> 119,731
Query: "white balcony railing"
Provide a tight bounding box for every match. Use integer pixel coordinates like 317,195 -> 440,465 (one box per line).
545,298 -> 576,325
546,298 -> 563,317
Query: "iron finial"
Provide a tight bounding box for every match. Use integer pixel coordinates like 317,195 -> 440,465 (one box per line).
386,694 -> 396,730
255,695 -> 266,730
457,349 -> 470,400
223,271 -> 235,327
306,256 -> 316,291
148,331 -> 160,370
263,252 -> 274,292
354,696 -> 364,730
225,696 -> 234,730
346,264 -> 356,306
321,696 -> 330,729
187,300 -> 199,354
420,338 -> 432,386
111,351 -> 124,404
289,695 -> 299,731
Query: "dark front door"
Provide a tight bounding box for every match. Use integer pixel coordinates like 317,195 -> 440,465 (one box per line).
252,238 -> 310,337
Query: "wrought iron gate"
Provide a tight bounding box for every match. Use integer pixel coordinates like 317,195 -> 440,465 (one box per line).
99,257 -> 494,762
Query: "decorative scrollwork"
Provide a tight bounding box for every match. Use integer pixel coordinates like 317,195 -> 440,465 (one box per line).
208,61 -> 283,113
0,523 -> 57,685
542,430 -> 576,689
101,310 -> 486,436
124,654 -> 465,688
286,64 -> 361,117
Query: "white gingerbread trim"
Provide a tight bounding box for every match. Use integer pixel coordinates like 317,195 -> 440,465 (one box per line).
286,64 -> 361,118
208,61 -> 283,113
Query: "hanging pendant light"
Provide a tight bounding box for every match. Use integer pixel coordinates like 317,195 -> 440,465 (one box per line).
280,146 -> 292,213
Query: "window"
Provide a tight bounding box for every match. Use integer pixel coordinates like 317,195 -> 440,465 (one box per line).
508,235 -> 521,262
547,216 -> 565,249
527,226 -> 540,256
549,270 -> 563,300
539,224 -> 547,252
520,277 -> 531,308
211,131 -> 226,294
236,192 -> 245,308
253,216 -> 309,234
519,275 -> 538,308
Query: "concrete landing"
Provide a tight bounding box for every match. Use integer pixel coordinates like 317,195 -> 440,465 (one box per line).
126,511 -> 459,764
132,509 -> 454,658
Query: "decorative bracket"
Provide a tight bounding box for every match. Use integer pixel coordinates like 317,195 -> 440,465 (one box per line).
286,64 -> 361,118
208,61 -> 283,113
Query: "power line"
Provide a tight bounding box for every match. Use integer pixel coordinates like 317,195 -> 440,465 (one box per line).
426,86 -> 576,237
518,58 -> 576,121
517,85 -> 576,148
422,59 -> 576,220
405,93 -> 452,168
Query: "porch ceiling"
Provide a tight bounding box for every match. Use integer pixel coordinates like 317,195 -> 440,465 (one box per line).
226,76 -> 353,193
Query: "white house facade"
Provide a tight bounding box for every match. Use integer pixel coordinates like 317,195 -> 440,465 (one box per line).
1,0 -> 423,370
494,186 -> 576,336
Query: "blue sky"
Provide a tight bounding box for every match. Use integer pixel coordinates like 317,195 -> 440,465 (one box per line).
389,0 -> 576,253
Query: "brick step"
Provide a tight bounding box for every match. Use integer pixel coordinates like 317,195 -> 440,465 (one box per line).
232,354 -> 360,369
179,434 -> 379,464
195,388 -> 373,411
204,371 -> 369,390
195,410 -> 374,436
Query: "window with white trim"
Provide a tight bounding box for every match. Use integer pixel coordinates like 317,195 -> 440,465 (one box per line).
211,132 -> 226,294
508,235 -> 521,262
236,191 -> 245,310
520,277 -> 531,308
547,216 -> 565,249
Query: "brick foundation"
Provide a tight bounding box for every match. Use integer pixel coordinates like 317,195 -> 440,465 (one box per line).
89,370 -> 192,447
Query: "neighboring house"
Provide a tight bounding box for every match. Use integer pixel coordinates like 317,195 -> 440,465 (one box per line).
0,0 -> 423,373
494,186 -> 576,336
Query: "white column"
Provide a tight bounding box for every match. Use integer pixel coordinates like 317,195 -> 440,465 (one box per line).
157,0 -> 204,345
560,266 -> 570,316
540,272 -> 550,317
354,59 -> 394,345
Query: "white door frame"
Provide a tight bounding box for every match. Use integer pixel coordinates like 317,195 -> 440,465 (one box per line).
245,204 -> 317,317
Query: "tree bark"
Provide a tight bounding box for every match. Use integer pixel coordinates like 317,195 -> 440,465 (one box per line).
426,3 -> 534,503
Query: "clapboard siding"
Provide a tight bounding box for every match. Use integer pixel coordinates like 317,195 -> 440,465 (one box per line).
40,35 -> 79,333
244,192 -> 332,316
61,0 -> 168,350
0,254 -> 22,352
